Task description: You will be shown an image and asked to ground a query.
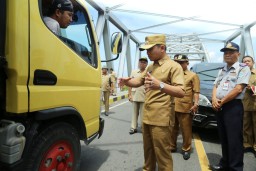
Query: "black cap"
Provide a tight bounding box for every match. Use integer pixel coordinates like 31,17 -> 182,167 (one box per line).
52,0 -> 73,12
220,42 -> 239,52
174,54 -> 188,62
139,57 -> 148,62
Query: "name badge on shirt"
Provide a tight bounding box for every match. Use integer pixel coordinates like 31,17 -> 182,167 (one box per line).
223,82 -> 229,90
229,71 -> 236,76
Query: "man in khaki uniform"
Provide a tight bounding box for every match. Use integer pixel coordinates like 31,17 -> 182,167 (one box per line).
101,66 -> 114,116
128,57 -> 148,134
119,34 -> 185,171
110,68 -> 117,96
170,54 -> 200,160
242,55 -> 256,157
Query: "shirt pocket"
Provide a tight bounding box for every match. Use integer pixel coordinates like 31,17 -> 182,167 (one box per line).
227,76 -> 237,88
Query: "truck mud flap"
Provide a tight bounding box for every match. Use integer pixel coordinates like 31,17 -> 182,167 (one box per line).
98,117 -> 104,138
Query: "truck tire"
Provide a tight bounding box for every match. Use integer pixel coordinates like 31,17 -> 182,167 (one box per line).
23,122 -> 81,171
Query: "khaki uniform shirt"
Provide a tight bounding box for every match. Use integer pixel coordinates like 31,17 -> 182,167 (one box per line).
242,68 -> 256,111
175,70 -> 200,113
130,69 -> 145,102
137,55 -> 184,126
110,71 -> 117,83
101,74 -> 114,92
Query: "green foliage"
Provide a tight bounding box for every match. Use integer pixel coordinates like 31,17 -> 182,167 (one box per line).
120,85 -> 128,91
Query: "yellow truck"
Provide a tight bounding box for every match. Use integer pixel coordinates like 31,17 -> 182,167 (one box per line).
0,0 -> 122,170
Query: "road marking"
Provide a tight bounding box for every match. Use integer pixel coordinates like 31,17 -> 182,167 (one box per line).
110,100 -> 129,109
193,133 -> 211,171
102,100 -> 129,112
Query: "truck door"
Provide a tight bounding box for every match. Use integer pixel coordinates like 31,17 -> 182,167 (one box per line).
28,0 -> 101,135
0,0 -> 7,112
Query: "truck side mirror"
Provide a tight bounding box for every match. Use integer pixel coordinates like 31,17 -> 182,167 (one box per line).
111,32 -> 122,55
101,32 -> 123,62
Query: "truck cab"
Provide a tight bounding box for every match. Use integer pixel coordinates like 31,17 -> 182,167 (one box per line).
0,0 -> 122,170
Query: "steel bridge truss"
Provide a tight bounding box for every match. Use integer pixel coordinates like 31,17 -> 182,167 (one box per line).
86,0 -> 256,77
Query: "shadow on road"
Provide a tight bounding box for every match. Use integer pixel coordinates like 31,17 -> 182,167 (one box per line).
207,152 -> 222,166
80,145 -> 110,171
193,127 -> 220,143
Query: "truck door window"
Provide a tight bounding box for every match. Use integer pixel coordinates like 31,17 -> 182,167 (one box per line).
41,0 -> 98,68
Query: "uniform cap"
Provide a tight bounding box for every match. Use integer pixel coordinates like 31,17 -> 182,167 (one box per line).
52,0 -> 73,12
139,34 -> 166,51
174,54 -> 189,62
139,57 -> 148,62
220,42 -> 239,52
102,65 -> 108,69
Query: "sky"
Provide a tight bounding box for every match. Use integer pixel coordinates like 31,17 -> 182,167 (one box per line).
85,0 -> 256,74
93,0 -> 256,24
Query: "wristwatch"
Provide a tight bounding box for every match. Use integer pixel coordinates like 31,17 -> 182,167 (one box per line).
159,82 -> 165,90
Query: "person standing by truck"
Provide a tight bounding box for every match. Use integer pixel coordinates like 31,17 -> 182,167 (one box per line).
43,0 -> 73,35
242,55 -> 256,158
119,34 -> 185,171
128,57 -> 148,134
210,42 -> 250,171
171,54 -> 200,160
102,66 -> 114,116
110,68 -> 117,96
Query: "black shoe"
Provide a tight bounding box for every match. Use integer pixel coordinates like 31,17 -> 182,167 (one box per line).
129,128 -> 137,134
104,112 -> 109,116
254,150 -> 256,158
209,164 -> 226,171
182,151 -> 190,160
244,147 -> 253,153
171,148 -> 177,153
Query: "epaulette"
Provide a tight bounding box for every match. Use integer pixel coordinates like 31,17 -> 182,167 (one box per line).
239,63 -> 247,67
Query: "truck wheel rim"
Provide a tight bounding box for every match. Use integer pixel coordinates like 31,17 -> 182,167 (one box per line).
39,141 -> 74,171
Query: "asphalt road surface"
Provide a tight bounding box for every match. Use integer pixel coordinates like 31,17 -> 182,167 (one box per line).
79,99 -> 256,171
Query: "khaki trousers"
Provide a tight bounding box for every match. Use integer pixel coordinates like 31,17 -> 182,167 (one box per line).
243,111 -> 256,150
103,91 -> 110,112
113,81 -> 117,94
170,112 -> 193,152
131,101 -> 144,129
142,123 -> 173,171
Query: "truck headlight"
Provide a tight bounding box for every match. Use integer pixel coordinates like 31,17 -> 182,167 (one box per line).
199,94 -> 212,107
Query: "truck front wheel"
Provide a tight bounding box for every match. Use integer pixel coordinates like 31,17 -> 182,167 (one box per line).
24,122 -> 81,171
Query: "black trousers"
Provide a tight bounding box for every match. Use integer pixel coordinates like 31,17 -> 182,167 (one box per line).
216,99 -> 244,171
